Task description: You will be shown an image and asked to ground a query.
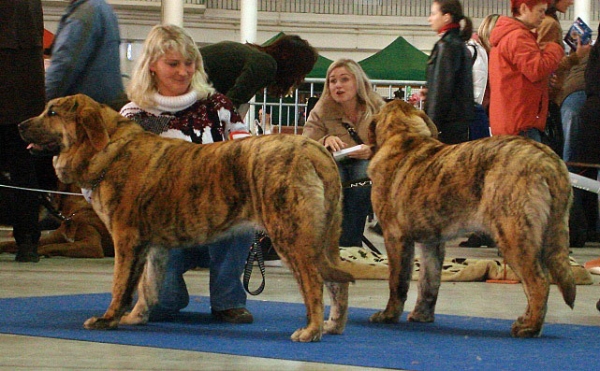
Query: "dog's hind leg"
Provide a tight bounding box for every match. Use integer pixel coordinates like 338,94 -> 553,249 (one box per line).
120,246 -> 168,325
278,241 -> 326,342
370,235 -> 415,324
407,242 -> 446,323
497,227 -> 549,338
84,232 -> 147,330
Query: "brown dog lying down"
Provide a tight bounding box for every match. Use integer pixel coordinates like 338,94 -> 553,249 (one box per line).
368,100 -> 575,338
0,181 -> 114,258
19,94 -> 354,342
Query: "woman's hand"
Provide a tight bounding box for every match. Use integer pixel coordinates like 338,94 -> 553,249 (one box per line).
324,135 -> 347,152
347,144 -> 373,160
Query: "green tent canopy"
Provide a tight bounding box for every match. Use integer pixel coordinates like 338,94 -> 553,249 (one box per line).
358,37 -> 428,81
306,54 -> 334,78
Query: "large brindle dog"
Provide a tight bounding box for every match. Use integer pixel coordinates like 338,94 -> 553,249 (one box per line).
19,94 -> 354,342
368,100 -> 575,338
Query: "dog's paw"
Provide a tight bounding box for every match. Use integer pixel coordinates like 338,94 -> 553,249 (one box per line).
407,311 -> 434,323
323,320 -> 345,335
120,311 -> 149,325
290,327 -> 323,342
511,318 -> 542,338
369,310 -> 400,324
83,316 -> 119,330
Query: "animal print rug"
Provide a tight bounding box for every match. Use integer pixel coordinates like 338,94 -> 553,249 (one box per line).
338,247 -> 593,285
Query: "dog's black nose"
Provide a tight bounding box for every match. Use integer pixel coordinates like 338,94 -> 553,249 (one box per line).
18,118 -> 32,132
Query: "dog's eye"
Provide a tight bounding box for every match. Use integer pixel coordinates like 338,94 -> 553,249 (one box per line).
48,110 -> 57,117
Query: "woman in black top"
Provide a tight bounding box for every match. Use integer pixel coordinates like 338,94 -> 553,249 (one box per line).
424,0 -> 474,144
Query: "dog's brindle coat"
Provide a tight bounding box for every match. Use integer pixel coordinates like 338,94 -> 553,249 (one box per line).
19,94 -> 354,342
368,100 -> 575,338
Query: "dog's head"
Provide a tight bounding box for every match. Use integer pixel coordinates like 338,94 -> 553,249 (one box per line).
369,100 -> 438,149
19,94 -> 123,184
19,94 -> 110,156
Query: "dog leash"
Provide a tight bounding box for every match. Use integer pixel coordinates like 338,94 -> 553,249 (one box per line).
243,231 -> 267,295
0,183 -> 83,197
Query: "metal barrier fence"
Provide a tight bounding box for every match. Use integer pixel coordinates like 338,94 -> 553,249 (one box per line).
247,77 -> 426,134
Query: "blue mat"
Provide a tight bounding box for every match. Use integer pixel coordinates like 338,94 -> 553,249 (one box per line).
0,293 -> 597,370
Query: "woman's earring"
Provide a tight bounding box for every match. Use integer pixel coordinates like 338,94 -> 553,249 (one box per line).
150,71 -> 155,77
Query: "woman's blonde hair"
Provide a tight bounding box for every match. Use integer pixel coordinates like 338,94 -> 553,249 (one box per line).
321,58 -> 384,118
127,24 -> 214,109
477,14 -> 500,54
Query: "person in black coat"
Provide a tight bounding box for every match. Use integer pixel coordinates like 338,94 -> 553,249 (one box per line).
569,23 -> 600,247
424,0 -> 474,144
0,0 -> 46,262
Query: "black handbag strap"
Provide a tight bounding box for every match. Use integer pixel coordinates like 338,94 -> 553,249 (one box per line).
342,122 -> 364,145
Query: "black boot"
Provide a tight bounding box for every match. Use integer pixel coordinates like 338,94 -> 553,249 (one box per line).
15,235 -> 40,263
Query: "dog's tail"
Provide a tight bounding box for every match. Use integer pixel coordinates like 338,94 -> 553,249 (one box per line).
547,249 -> 576,309
318,260 -> 355,283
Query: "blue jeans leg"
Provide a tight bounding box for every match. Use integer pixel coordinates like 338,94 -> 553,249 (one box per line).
338,159 -> 371,247
207,227 -> 255,311
152,247 -> 209,318
561,90 -> 586,161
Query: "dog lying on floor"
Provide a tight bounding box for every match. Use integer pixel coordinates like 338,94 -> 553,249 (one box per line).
0,181 -> 114,258
367,100 -> 575,338
19,94 -> 354,342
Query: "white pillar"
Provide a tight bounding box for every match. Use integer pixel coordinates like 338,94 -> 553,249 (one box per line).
240,0 -> 258,128
240,0 -> 258,44
162,0 -> 184,27
573,0 -> 591,24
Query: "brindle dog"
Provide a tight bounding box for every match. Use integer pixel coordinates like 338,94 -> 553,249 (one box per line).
19,94 -> 354,342
368,100 -> 575,338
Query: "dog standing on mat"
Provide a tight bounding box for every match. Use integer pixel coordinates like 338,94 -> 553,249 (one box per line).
19,94 -> 354,342
368,100 -> 575,338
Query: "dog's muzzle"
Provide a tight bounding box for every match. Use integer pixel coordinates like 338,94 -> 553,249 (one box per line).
18,118 -> 61,156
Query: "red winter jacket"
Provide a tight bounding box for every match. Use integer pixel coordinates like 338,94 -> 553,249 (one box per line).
488,16 -> 563,136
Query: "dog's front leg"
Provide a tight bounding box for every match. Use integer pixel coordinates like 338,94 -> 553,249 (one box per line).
407,242 -> 445,323
370,236 -> 415,323
84,234 -> 147,330
121,246 -> 168,325
323,281 -> 349,335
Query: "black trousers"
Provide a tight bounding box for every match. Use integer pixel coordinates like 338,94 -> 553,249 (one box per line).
0,124 -> 41,245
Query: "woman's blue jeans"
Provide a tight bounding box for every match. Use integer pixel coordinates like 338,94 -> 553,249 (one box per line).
561,90 -> 586,162
150,227 -> 255,318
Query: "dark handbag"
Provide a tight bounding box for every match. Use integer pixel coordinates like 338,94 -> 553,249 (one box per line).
542,101 -> 564,156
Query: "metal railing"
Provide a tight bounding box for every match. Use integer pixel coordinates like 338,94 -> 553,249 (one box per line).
247,77 -> 426,133
106,1 -> 597,20
206,0 -> 596,19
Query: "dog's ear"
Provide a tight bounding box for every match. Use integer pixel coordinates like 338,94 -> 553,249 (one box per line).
368,117 -> 378,150
76,97 -> 110,151
417,110 -> 439,139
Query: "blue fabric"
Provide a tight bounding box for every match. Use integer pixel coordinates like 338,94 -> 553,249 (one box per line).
152,227 -> 255,317
469,103 -> 491,140
45,0 -> 124,104
337,159 -> 370,247
0,293 -> 599,370
519,128 -> 542,143
561,90 -> 586,162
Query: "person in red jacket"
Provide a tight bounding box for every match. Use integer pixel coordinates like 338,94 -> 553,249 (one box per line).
488,0 -> 563,141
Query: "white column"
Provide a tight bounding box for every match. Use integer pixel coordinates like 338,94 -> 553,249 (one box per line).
162,0 -> 184,27
573,0 -> 591,24
240,0 -> 258,44
240,0 -> 258,128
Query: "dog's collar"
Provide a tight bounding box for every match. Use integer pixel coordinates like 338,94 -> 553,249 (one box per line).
81,168 -> 108,203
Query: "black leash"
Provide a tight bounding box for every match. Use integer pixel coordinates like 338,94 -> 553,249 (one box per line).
243,231 -> 267,295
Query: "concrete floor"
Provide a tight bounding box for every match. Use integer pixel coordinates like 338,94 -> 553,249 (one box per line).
1,227 -> 600,370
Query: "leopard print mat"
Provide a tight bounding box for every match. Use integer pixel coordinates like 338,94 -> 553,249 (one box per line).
338,247 -> 593,285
